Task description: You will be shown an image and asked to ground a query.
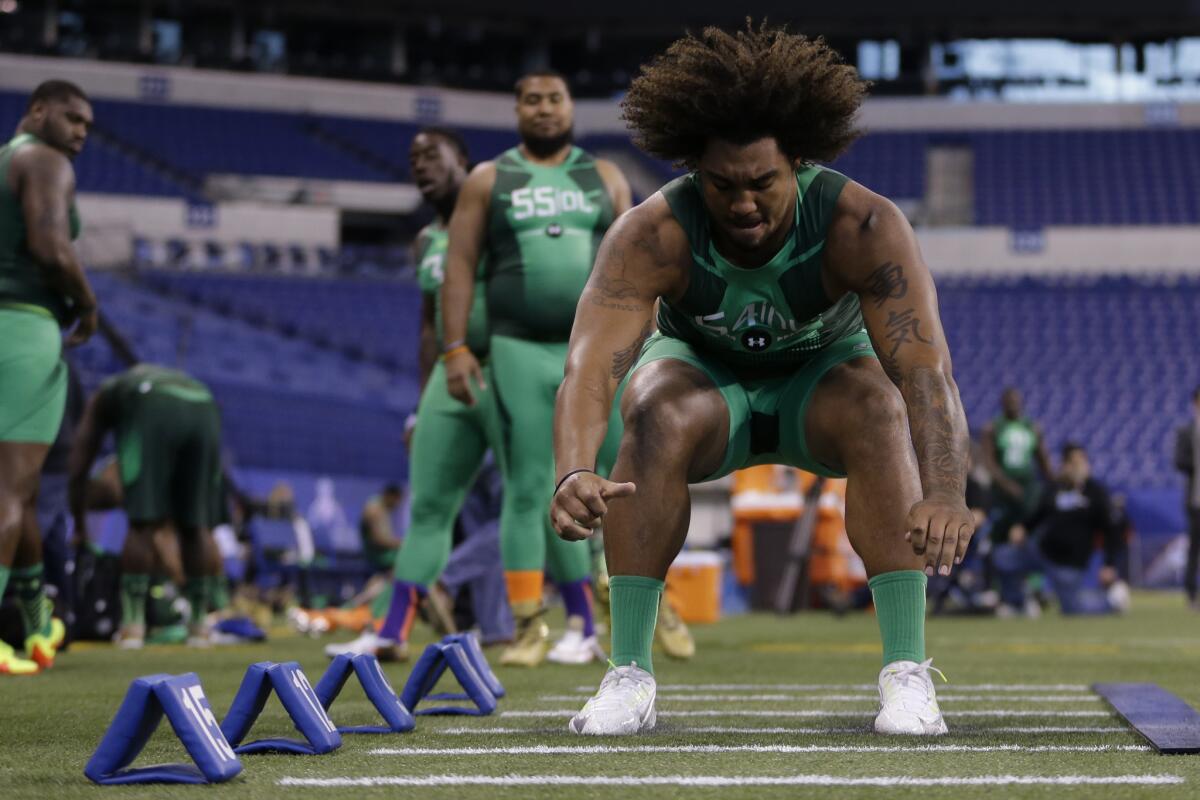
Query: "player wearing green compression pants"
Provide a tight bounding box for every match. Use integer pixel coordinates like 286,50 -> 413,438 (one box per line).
441,71 -> 632,666
553,25 -> 973,736
324,127 -> 504,662
0,81 -> 99,676
69,365 -> 225,649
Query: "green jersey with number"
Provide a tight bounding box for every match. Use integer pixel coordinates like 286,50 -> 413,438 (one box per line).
0,133 -> 82,324
485,146 -> 615,341
414,223 -> 489,356
657,165 -> 864,376
993,416 -> 1040,482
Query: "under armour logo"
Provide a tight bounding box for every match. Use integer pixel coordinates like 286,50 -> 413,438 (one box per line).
740,328 -> 773,351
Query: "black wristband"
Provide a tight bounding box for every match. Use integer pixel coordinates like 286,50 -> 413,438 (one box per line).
555,468 -> 595,495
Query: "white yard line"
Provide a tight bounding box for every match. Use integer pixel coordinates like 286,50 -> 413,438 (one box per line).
279,774 -> 1183,788
367,744 -> 1150,756
541,694 -> 1101,703
433,725 -> 1128,735
502,709 -> 1114,718
576,683 -> 1094,693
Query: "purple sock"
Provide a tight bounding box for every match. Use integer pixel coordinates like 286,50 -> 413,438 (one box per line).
557,579 -> 595,637
377,580 -> 421,642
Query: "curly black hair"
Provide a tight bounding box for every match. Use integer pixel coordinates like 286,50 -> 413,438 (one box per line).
621,21 -> 867,168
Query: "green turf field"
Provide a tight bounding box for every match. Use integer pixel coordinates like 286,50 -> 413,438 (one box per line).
3,591 -> 1199,799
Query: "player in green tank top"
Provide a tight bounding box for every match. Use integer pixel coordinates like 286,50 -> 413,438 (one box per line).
441,71 -> 632,667
0,80 -> 99,676
69,364 -> 225,649
982,387 -> 1053,544
325,127 -> 508,662
553,24 -> 973,736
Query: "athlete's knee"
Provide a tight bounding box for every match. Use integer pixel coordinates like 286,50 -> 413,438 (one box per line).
0,494 -> 22,537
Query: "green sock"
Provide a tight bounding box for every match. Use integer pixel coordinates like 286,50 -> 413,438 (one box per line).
0,564 -> 10,603
210,577 -> 230,612
609,575 -> 663,674
12,564 -> 50,638
869,570 -> 927,666
120,573 -> 150,627
185,577 -> 211,627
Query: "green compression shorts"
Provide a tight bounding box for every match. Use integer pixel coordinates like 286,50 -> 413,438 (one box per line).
394,359 -> 502,586
623,330 -> 877,481
489,334 -> 593,582
0,306 -> 66,444
118,389 -> 223,528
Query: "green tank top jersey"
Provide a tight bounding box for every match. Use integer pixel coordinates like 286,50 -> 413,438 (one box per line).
0,133 -> 82,324
993,415 -> 1039,482
414,223 -> 489,355
101,364 -> 215,413
657,165 -> 864,376
485,146 -> 615,341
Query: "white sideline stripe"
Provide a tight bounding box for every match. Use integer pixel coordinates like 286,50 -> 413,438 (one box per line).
503,709 -> 1114,718
542,693 -> 1101,703
434,725 -> 1128,735
368,744 -> 1150,756
278,774 -> 1184,788
578,683 -> 1093,693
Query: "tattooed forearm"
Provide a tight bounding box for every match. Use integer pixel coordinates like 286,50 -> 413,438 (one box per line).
865,261 -> 908,308
903,365 -> 969,499
611,320 -> 652,381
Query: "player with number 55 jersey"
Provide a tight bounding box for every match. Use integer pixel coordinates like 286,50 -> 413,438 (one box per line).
440,71 -> 632,667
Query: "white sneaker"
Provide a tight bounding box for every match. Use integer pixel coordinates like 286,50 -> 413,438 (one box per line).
1106,580 -> 1131,613
324,631 -> 393,659
547,618 -> 605,665
323,631 -> 408,661
874,658 -> 949,735
569,662 -> 657,735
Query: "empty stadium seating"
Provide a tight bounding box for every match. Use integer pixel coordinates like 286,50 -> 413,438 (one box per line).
137,269 -> 423,369
940,273 -> 1200,489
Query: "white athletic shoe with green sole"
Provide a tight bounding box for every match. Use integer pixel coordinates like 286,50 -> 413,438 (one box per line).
874,658 -> 949,735
569,662 -> 657,735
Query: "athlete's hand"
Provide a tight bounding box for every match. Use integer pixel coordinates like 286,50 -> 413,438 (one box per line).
444,349 -> 485,406
550,471 -> 636,541
66,306 -> 99,347
905,495 -> 975,577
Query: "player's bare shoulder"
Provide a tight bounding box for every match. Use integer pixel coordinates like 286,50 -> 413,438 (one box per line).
596,191 -> 690,298
9,137 -> 74,192
823,179 -> 922,296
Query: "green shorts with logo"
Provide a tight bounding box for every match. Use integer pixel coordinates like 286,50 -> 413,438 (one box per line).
117,389 -> 224,528
0,306 -> 66,444
622,330 -> 876,481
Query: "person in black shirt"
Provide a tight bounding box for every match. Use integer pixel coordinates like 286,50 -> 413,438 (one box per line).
992,442 -> 1128,615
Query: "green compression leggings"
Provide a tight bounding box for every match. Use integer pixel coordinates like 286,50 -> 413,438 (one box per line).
490,335 -> 592,583
393,360 -> 500,586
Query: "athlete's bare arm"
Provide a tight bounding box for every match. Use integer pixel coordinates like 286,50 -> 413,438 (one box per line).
12,143 -> 98,344
551,194 -> 688,540
595,158 -> 634,217
67,389 -> 114,539
440,162 -> 496,406
825,182 -> 973,577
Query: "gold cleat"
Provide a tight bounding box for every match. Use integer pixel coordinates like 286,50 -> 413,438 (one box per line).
655,593 -> 695,660
499,602 -> 550,667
